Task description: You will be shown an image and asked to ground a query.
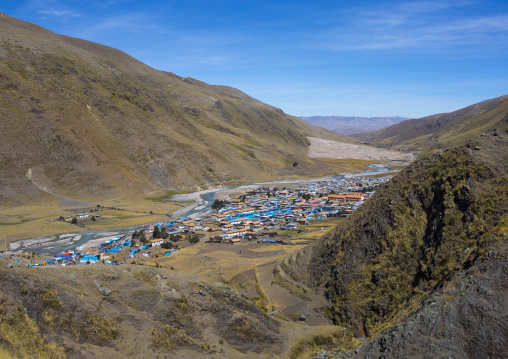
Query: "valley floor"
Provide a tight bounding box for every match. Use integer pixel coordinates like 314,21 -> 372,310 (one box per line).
307,136 -> 415,161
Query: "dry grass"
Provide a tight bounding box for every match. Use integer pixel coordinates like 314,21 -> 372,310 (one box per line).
293,219 -> 342,240
320,158 -> 387,169
0,193 -> 184,243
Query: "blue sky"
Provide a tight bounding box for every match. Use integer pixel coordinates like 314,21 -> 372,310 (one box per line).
2,0 -> 508,118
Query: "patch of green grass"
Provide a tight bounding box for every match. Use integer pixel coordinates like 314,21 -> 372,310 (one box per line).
145,191 -> 187,202
242,137 -> 260,146
321,158 -> 387,168
229,143 -> 256,158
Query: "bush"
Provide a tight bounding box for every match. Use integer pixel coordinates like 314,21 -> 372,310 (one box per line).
170,234 -> 181,242
161,241 -> 173,249
189,236 -> 200,244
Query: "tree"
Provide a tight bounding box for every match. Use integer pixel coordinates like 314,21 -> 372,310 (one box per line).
71,217 -> 77,225
170,234 -> 181,242
58,216 -> 65,221
189,235 -> 200,244
212,199 -> 229,211
91,216 -> 96,222
292,161 -> 298,167
153,226 -> 160,239
161,241 -> 173,249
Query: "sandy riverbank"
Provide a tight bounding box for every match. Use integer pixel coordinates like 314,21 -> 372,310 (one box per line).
307,137 -> 415,161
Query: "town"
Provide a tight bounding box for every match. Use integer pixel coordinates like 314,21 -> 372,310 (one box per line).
2,174 -> 394,266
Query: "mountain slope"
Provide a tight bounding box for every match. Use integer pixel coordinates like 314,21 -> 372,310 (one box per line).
358,95 -> 508,151
285,128 -> 508,357
0,264 -> 285,358
0,12 -> 350,205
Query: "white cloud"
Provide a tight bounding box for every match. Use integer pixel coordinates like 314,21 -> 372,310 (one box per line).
38,9 -> 80,18
316,1 -> 508,51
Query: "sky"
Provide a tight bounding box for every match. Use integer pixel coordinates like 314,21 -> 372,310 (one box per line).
2,0 -> 508,118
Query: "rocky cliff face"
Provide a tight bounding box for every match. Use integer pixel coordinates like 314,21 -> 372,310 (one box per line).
301,128 -> 508,357
338,253 -> 508,358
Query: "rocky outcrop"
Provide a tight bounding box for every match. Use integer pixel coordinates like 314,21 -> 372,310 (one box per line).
300,130 -> 508,357
339,254 -> 508,358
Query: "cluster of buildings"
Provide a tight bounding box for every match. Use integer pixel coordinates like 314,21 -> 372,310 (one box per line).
159,175 -> 392,242
7,175 -> 393,267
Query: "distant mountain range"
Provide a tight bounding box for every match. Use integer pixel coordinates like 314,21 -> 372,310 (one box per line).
300,116 -> 409,135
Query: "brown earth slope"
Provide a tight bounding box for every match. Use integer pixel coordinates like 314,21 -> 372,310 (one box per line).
0,12 -> 351,206
0,264 -> 285,358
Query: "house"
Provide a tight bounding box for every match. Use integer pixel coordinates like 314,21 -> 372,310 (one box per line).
222,223 -> 235,231
76,212 -> 89,218
297,218 -> 308,225
346,194 -> 364,202
328,194 -> 347,202
225,229 -> 246,239
150,239 -> 164,246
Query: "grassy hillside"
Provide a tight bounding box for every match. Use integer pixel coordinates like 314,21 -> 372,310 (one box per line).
360,94 -> 508,152
0,12 -> 351,206
285,127 -> 508,356
0,264 -> 287,358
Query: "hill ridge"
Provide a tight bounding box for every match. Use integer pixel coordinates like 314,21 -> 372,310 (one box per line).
357,94 -> 508,151
0,12 -> 353,205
